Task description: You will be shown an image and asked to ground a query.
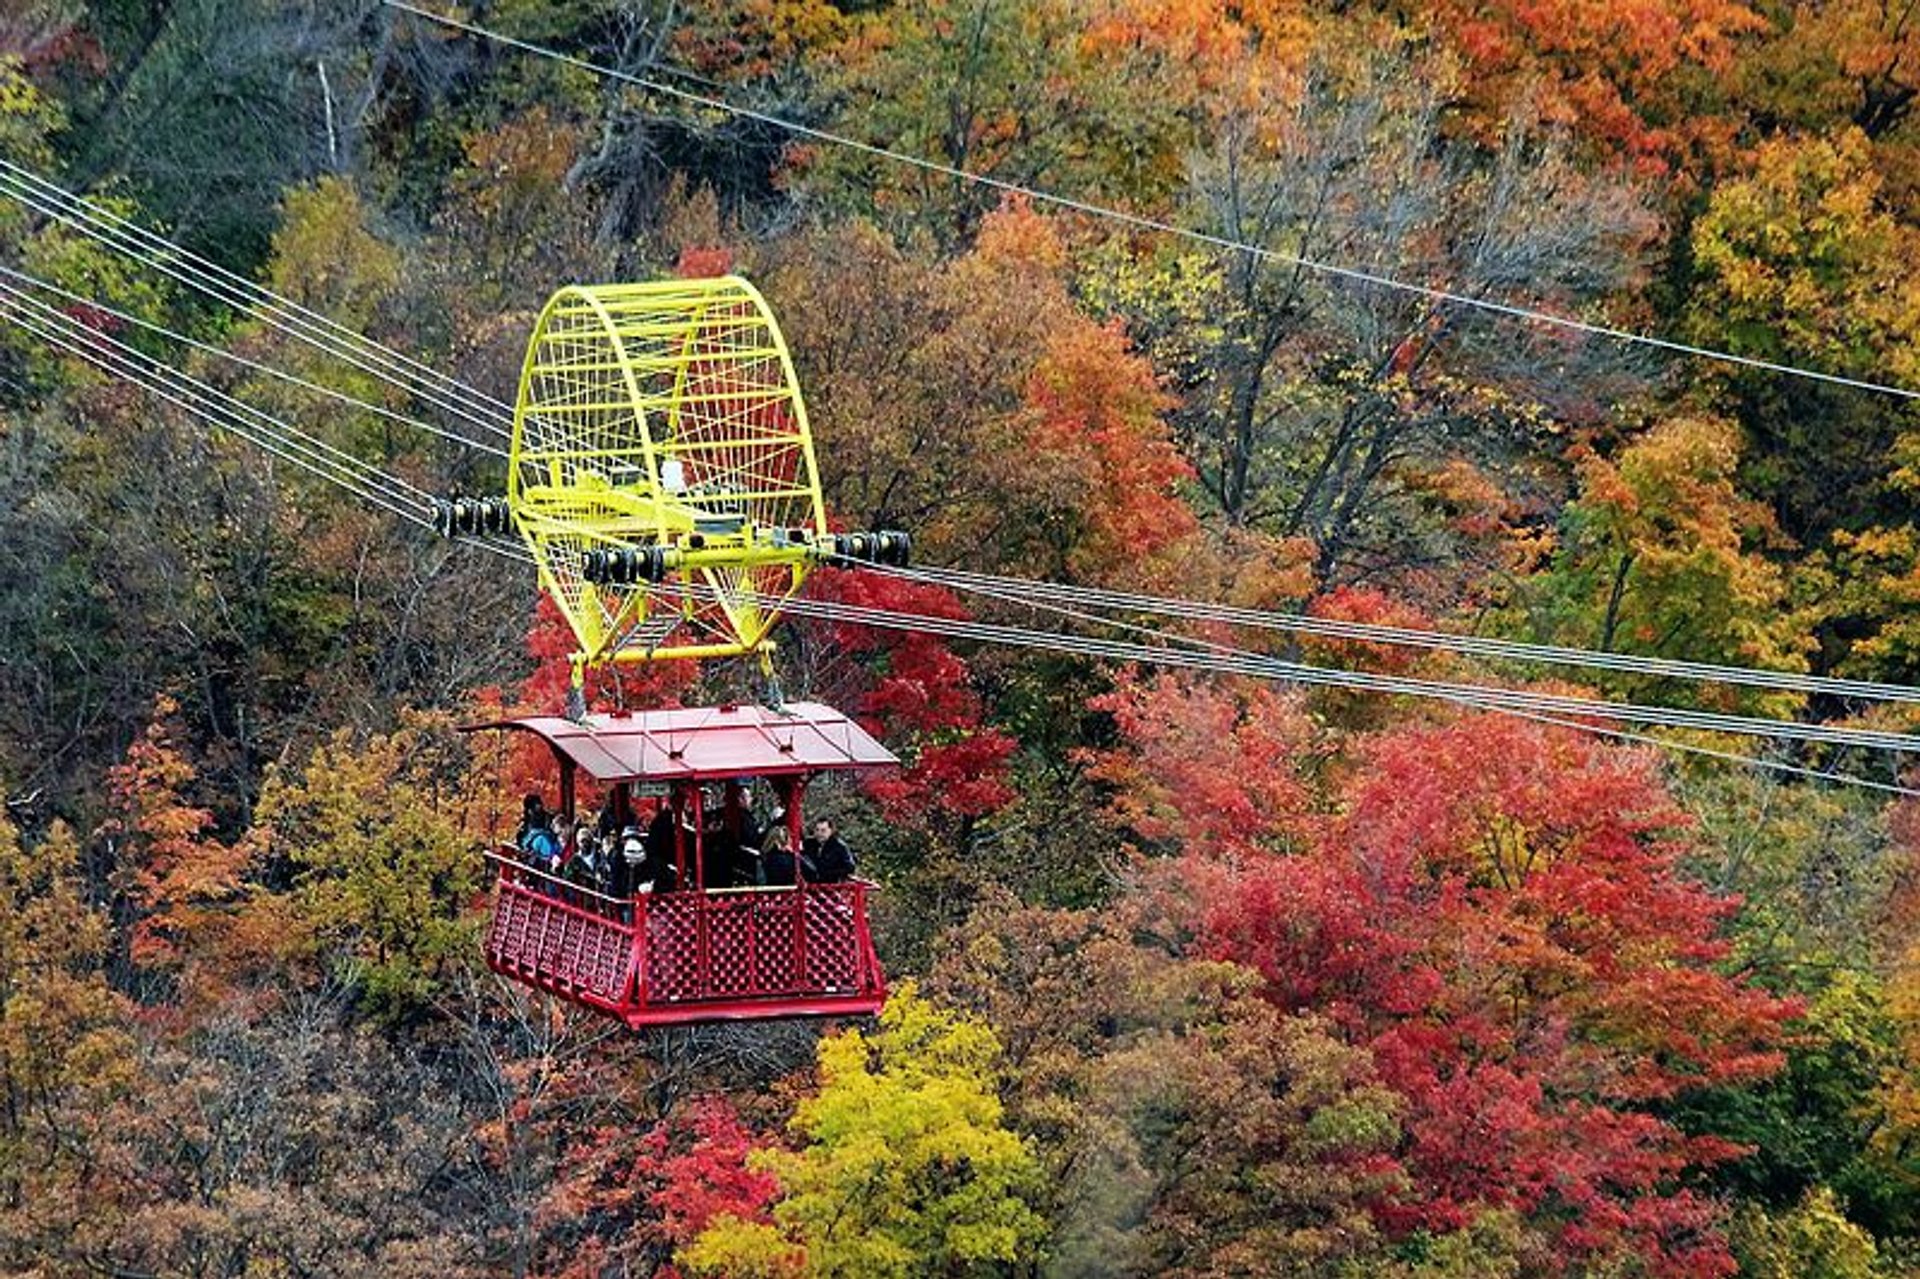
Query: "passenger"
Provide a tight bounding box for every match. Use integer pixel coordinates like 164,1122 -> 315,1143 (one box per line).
728,785 -> 766,885
545,815 -> 574,886
517,795 -> 562,880
804,817 -> 856,884
760,823 -> 797,887
646,800 -> 676,874
733,785 -> 766,854
702,802 -> 737,890
619,823 -> 674,895
596,788 -> 625,841
516,793 -> 550,854
567,828 -> 607,900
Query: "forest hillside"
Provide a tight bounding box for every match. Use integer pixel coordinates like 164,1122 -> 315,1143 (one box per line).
5,1 -> 1920,1275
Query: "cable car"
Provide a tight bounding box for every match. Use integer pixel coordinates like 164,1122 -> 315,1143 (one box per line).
440,276 -> 910,1027
472,702 -> 891,1027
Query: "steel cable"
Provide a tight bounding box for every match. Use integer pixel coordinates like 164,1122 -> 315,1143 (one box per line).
0,160 -> 516,444
0,262 -> 509,458
874,562 -> 1920,706
645,578 -> 1920,754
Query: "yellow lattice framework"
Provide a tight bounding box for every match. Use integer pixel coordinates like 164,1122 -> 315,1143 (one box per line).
429,275 -> 905,695
510,276 -> 830,674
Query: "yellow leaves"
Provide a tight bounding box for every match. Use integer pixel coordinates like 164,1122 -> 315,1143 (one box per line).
1818,522 -> 1920,678
1730,1187 -> 1881,1279
686,983 -> 1046,1279
1691,128 -> 1920,383
266,177 -> 401,331
681,1215 -> 807,1279
0,55 -> 61,174
251,715 -> 484,1016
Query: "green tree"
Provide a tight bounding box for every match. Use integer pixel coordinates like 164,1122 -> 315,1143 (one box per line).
1514,413 -> 1811,713
249,713 -> 482,1018
1729,1186 -> 1881,1279
802,0 -> 1164,246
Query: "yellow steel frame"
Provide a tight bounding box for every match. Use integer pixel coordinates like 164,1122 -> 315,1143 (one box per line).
507,276 -> 829,675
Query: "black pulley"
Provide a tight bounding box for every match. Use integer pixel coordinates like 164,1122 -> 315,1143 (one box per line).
830,529 -> 911,567
431,496 -> 511,538
582,545 -> 670,584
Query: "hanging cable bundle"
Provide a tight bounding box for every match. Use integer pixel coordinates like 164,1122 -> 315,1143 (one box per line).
0,158 -> 515,454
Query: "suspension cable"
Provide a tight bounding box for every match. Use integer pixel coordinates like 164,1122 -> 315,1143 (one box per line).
0,262 -> 509,458
0,160 -> 516,442
0,283 -> 438,524
385,0 -> 1920,404
5,138 -> 1912,788
646,577 -> 1920,754
813,558 -> 1920,794
872,562 -> 1920,706
21,88 -> 1917,715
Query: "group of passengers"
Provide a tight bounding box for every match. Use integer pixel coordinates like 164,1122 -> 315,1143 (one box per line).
514,786 -> 855,902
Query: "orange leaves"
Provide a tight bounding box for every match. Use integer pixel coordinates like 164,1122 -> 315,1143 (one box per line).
1424,0 -> 1767,169
1022,317 -> 1197,586
1079,0 -> 1308,116
768,200 -> 1205,590
100,696 -> 248,983
1086,670 -> 1321,858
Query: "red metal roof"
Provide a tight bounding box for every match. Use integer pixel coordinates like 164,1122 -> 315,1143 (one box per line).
466,701 -> 897,782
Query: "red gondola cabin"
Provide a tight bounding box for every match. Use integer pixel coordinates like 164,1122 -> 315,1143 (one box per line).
470,702 -> 893,1027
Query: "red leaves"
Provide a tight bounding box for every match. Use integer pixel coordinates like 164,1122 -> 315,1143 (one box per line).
635,1096 -> 783,1246
1299,586 -> 1447,677
519,593 -> 699,716
811,570 -> 1016,822
863,730 -> 1018,820
676,245 -> 736,279
1101,704 -> 1797,1275
1086,670 -> 1321,858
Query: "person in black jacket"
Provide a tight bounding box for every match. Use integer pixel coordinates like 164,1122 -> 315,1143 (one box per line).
639,801 -> 677,888
760,822 -> 797,886
700,802 -> 736,890
804,817 -> 855,883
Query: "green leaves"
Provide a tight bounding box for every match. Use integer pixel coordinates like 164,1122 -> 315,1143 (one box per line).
1518,413 -> 1811,714
250,715 -> 482,1019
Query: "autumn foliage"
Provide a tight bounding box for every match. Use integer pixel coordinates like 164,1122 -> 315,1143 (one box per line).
6,1 -> 1920,1274
1088,676 -> 1798,1274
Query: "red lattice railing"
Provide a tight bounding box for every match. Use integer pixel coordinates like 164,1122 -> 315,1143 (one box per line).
483,852 -> 885,1026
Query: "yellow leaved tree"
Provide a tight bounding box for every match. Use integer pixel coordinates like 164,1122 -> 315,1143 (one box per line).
683,983 -> 1046,1278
